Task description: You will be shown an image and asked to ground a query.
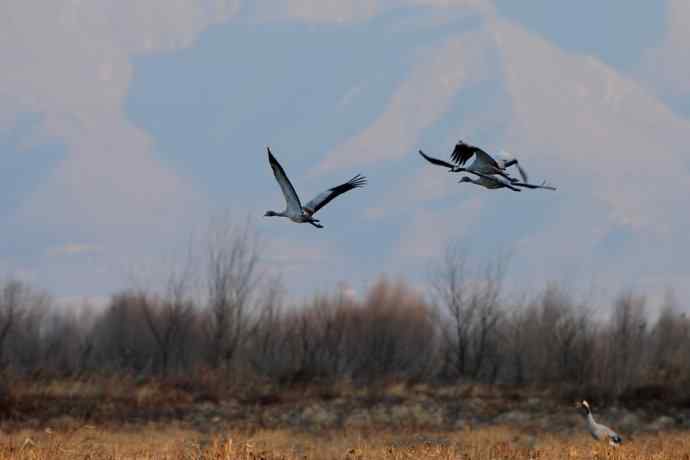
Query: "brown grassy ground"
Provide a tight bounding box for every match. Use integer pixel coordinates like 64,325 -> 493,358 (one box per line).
2,377 -> 690,459
1,425 -> 690,460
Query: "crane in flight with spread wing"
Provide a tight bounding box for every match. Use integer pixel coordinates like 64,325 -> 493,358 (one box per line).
264,147 -> 366,229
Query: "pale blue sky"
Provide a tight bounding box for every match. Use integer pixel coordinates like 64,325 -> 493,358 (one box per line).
1,1 -> 689,307
495,1 -> 665,70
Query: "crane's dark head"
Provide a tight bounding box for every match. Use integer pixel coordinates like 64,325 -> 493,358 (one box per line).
458,177 -> 473,184
579,400 -> 591,415
264,210 -> 279,217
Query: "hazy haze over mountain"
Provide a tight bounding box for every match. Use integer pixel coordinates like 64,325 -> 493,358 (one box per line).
1,1 -> 689,307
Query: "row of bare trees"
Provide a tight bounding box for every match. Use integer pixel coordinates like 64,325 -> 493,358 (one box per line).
1,225 -> 689,399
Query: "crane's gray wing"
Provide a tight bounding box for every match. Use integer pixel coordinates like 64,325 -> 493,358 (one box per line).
499,155 -> 529,182
591,423 -> 623,445
602,426 -> 623,445
418,150 -> 456,169
513,180 -> 557,190
451,141 -> 492,166
472,149 -> 501,169
267,147 -> 302,214
470,171 -> 521,191
609,433 -> 623,445
303,174 -> 366,216
515,162 -> 529,182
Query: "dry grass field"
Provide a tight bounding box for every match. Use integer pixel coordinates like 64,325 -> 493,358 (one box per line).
1,377 -> 690,459
1,425 -> 690,460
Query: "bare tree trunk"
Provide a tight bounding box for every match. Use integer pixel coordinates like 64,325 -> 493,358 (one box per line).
0,280 -> 47,371
471,258 -> 505,379
140,262 -> 196,376
204,217 -> 262,371
0,281 -> 25,367
431,245 -> 507,382
246,279 -> 288,377
431,245 -> 471,380
609,292 -> 647,395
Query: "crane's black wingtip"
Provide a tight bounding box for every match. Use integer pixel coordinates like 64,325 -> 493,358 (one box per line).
267,147 -> 280,166
351,174 -> 367,188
